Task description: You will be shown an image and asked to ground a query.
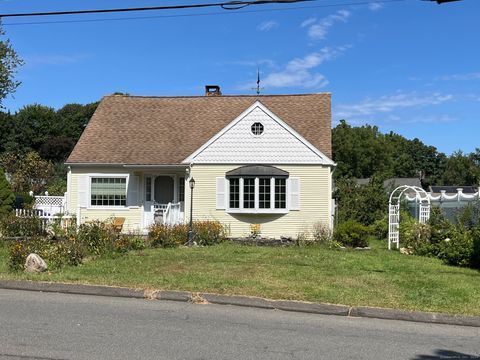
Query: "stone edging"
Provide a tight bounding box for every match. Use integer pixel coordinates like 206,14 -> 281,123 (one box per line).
1,280 -> 479,328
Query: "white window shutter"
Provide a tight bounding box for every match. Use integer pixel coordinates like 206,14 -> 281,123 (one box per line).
78,175 -> 89,208
216,177 -> 226,209
289,177 -> 300,210
127,175 -> 139,206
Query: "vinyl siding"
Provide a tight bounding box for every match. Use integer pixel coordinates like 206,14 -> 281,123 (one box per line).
77,207 -> 142,232
186,164 -> 332,239
69,167 -> 143,232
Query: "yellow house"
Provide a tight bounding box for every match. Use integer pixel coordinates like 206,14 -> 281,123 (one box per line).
65,87 -> 335,238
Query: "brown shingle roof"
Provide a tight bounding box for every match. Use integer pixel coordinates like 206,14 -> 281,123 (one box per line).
66,93 -> 332,165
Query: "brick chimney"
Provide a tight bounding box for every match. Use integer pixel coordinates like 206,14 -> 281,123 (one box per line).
205,85 -> 222,96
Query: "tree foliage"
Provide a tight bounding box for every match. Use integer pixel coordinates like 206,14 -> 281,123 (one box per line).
335,177 -> 388,226
441,151 -> 480,186
0,26 -> 23,108
332,120 -> 477,187
0,167 -> 14,215
1,151 -> 54,193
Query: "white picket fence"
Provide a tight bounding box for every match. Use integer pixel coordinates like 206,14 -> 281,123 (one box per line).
13,195 -> 68,231
14,208 -> 59,230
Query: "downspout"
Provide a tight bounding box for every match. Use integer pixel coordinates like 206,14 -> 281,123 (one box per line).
330,166 -> 337,229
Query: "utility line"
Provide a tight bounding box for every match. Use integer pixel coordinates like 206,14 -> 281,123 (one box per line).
0,0 -> 318,18
2,0 -> 407,27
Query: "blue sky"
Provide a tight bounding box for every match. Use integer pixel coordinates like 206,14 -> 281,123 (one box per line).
1,0 -> 478,155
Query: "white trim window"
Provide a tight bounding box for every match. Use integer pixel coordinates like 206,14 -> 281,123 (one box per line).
90,177 -> 127,207
228,177 -> 288,213
222,165 -> 299,214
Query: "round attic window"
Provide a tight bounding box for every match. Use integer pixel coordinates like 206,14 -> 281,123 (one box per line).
251,122 -> 264,136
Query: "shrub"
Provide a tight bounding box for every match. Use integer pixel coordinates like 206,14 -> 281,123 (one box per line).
333,220 -> 369,248
149,221 -> 226,248
0,168 -> 14,216
335,177 -> 388,226
9,238 -> 85,271
0,213 -> 46,238
311,222 -> 333,244
370,214 -> 388,240
149,223 -> 188,248
400,217 -> 433,256
438,231 -> 474,267
76,221 -> 117,256
471,229 -> 480,269
114,234 -> 147,253
193,221 -> 226,246
428,207 -> 454,249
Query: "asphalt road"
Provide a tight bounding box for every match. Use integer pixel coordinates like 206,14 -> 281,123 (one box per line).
0,289 -> 479,360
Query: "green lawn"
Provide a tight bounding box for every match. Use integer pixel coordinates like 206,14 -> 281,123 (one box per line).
1,240 -> 479,316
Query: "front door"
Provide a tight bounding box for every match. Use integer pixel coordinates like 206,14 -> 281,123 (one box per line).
154,176 -> 174,204
143,175 -> 175,229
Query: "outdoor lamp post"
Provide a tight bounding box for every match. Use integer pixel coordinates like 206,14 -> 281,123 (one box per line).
188,177 -> 195,245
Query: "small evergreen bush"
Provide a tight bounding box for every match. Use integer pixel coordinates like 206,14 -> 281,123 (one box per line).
438,231 -> 474,267
333,220 -> 369,248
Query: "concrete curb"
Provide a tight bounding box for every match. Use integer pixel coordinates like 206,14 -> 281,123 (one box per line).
0,280 -> 144,299
1,280 -> 479,328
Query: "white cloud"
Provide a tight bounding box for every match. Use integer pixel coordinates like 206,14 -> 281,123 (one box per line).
257,20 -> 278,32
301,10 -> 350,40
300,17 -> 317,28
436,72 -> 480,81
368,2 -> 384,11
239,46 -> 349,90
407,114 -> 457,124
24,53 -> 90,67
227,59 -> 277,69
334,92 -> 454,119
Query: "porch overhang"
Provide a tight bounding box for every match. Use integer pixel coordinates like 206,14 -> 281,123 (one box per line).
122,164 -> 189,170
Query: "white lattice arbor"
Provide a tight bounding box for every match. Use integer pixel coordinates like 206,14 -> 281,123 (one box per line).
388,185 -> 430,250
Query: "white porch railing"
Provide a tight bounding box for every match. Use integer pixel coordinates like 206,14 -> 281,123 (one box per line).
152,202 -> 183,226
163,202 -> 183,225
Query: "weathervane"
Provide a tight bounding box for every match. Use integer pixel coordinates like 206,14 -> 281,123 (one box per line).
252,67 -> 264,95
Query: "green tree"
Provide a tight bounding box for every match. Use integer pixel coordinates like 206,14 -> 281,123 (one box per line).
0,167 -> 14,215
12,104 -> 59,152
335,177 -> 388,226
332,120 -> 447,186
332,120 -> 391,179
0,25 -> 23,108
56,102 -> 98,140
3,151 -> 54,193
441,151 -> 479,186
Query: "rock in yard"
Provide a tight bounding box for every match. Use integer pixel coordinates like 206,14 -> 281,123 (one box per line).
400,247 -> 413,255
25,253 -> 48,273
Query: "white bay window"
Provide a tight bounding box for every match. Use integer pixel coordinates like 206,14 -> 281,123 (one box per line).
220,165 -> 298,214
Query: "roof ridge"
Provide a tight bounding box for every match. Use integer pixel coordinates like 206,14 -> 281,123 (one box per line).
105,93 -> 331,99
